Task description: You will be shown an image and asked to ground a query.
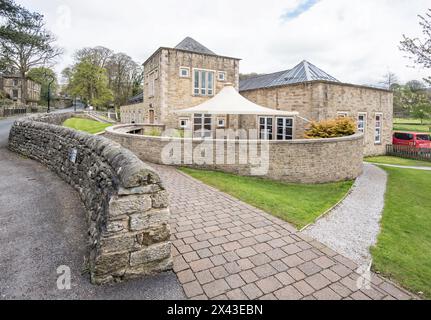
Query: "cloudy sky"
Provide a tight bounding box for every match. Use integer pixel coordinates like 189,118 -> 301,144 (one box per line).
16,0 -> 430,85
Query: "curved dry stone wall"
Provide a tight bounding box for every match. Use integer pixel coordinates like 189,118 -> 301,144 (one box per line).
105,125 -> 364,184
8,113 -> 172,284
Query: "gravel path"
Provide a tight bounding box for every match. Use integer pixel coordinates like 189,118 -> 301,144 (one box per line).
303,164 -> 387,267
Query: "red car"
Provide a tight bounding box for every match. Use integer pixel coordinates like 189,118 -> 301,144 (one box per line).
393,132 -> 431,149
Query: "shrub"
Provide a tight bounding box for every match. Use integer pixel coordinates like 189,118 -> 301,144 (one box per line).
305,117 -> 356,139
146,128 -> 161,137
171,129 -> 185,138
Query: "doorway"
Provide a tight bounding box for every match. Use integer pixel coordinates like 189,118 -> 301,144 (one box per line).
259,117 -> 273,140
276,117 -> 294,140
149,109 -> 155,124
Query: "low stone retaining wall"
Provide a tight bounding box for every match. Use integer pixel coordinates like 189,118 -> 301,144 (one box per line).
8,113 -> 172,284
105,125 -> 364,184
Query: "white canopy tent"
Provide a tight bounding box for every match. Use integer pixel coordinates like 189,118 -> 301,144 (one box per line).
174,84 -> 299,116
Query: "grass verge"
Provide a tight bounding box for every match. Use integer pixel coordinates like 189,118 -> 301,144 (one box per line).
179,167 -> 353,229
365,156 -> 431,168
393,118 -> 431,133
63,117 -> 112,134
371,167 -> 431,299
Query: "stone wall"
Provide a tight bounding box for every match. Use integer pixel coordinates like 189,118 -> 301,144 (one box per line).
8,113 -> 172,284
240,81 -> 393,156
105,125 -> 364,184
120,103 -> 146,124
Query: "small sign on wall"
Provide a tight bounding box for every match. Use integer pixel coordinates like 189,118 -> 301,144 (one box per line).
69,148 -> 78,163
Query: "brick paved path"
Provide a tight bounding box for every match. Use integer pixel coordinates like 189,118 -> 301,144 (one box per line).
155,165 -> 415,300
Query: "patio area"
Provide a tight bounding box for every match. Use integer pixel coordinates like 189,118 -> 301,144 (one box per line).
155,164 -> 415,300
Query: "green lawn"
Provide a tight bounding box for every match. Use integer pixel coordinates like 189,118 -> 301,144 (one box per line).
371,167 -> 431,299
393,118 -> 431,133
365,156 -> 431,168
179,168 -> 353,229
394,118 -> 431,125
63,118 -> 112,134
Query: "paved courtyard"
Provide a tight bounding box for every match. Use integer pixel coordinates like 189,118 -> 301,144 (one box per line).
155,165 -> 416,300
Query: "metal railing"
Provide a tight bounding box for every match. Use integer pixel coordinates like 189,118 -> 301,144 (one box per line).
1,107 -> 27,117
386,144 -> 431,162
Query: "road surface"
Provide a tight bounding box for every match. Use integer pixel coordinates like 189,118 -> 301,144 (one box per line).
0,109 -> 185,300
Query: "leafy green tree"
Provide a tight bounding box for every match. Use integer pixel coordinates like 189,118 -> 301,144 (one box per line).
69,61 -> 113,109
63,46 -> 142,107
0,0 -> 62,103
239,73 -> 264,81
394,84 -> 431,123
410,96 -> 431,124
27,67 -> 57,106
406,80 -> 426,92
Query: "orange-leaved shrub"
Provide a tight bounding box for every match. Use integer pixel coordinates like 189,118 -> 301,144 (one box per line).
304,117 -> 357,139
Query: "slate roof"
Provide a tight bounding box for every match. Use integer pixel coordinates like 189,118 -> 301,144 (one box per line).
175,37 -> 216,55
127,92 -> 143,105
239,60 -> 340,91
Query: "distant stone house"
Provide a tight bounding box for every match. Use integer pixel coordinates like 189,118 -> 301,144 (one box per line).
120,37 -> 393,156
0,74 -> 41,107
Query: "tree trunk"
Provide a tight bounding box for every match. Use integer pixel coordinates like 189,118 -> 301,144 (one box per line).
20,71 -> 27,105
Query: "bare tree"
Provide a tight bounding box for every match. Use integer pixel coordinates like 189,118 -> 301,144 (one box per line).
400,9 -> 431,85
74,46 -> 114,69
380,72 -> 399,90
106,53 -> 141,106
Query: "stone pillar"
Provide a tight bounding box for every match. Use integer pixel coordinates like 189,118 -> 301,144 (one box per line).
92,188 -> 172,284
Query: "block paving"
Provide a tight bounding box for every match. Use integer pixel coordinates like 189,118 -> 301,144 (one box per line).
155,165 -> 416,300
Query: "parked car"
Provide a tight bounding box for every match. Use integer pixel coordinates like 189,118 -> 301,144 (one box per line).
393,132 -> 431,149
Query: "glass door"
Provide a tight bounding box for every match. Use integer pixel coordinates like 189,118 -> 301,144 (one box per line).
259,117 -> 273,140
276,117 -> 294,140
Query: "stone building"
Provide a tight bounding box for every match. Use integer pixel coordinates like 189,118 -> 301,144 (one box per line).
240,61 -> 393,156
120,37 -> 393,156
121,37 -> 240,130
0,74 -> 41,106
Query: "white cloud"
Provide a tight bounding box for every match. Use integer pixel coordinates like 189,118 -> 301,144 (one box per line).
16,0 -> 431,85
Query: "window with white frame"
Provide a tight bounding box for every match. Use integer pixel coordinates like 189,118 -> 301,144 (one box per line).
217,118 -> 226,128
179,118 -> 190,129
194,114 -> 212,138
193,69 -> 214,96
337,111 -> 348,118
218,71 -> 226,82
179,67 -> 190,78
358,113 -> 367,134
375,113 -> 383,144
